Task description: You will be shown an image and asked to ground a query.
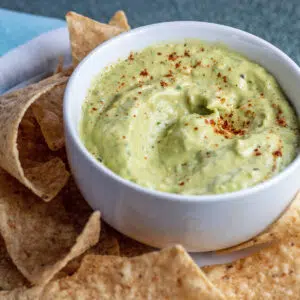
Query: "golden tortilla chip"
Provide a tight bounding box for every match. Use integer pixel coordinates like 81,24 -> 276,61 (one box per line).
218,192 -> 300,254
41,245 -> 225,299
66,11 -> 126,65
0,236 -> 28,291
31,80 -> 67,151
0,74 -> 70,201
0,168 -> 100,285
204,235 -> 300,299
109,10 -> 130,31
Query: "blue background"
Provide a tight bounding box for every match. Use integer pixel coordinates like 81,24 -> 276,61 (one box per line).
0,0 -> 299,65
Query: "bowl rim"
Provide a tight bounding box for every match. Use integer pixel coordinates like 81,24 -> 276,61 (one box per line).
64,21 -> 300,203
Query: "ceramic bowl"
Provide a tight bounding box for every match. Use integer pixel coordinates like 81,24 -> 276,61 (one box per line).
64,22 -> 300,251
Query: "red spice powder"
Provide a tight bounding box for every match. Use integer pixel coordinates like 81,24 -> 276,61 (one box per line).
184,50 -> 190,57
193,61 -> 202,68
140,69 -> 149,76
164,70 -> 173,78
160,81 -> 168,87
273,150 -> 282,157
168,52 -> 178,61
277,118 -> 287,127
128,52 -> 134,61
254,148 -> 262,156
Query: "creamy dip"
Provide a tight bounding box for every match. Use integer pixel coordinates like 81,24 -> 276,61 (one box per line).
81,40 -> 299,195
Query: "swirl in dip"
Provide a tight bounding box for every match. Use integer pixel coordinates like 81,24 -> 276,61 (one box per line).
80,40 -> 299,195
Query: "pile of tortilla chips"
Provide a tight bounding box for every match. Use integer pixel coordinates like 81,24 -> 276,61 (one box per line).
0,10 -> 299,300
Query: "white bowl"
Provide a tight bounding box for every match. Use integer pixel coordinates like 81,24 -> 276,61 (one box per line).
64,22 -> 300,252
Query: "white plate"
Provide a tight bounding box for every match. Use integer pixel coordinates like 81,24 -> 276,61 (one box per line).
0,27 -> 262,267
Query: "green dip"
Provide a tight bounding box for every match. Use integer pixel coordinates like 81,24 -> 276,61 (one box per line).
81,40 -> 299,195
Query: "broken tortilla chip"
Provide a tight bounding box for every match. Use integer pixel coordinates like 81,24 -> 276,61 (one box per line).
0,74 -> 70,201
66,11 -> 126,65
31,80 -> 67,151
0,168 -> 100,285
204,234 -> 300,299
109,10 -> 130,31
41,245 -> 225,299
217,191 -> 300,254
0,236 -> 28,291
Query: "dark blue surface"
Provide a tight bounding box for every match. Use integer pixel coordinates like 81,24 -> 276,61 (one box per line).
1,0 -> 300,64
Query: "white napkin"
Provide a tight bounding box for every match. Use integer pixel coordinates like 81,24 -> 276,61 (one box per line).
0,27 -> 71,94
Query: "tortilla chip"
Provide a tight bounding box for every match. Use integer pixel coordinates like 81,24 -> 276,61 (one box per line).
0,236 -> 29,291
204,234 -> 300,299
217,192 -> 300,254
109,10 -> 130,31
0,286 -> 43,300
0,74 -> 70,201
66,11 -> 125,65
31,80 -> 67,151
41,245 -> 225,299
59,178 -> 119,275
0,168 -> 100,285
62,227 -> 120,276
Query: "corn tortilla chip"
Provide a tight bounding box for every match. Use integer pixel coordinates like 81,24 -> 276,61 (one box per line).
41,245 -> 225,299
0,236 -> 28,291
61,179 -> 119,254
0,286 -> 43,300
66,11 -> 125,65
0,74 -> 70,201
0,168 -> 100,285
204,235 -> 300,299
218,192 -> 300,254
109,10 -> 130,30
31,80 -> 67,151
59,178 -> 119,275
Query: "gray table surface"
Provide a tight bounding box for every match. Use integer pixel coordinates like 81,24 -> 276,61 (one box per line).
1,0 -> 299,65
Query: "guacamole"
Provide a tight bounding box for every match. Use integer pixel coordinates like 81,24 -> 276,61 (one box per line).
81,40 -> 299,195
